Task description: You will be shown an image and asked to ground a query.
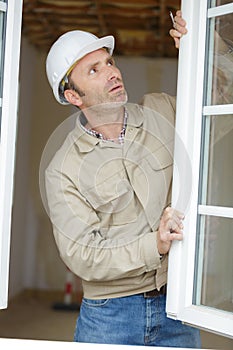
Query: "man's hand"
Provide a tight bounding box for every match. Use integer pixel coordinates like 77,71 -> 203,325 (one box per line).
169,10 -> 188,49
157,207 -> 184,255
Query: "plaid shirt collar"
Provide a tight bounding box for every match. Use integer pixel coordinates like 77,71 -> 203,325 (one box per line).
80,109 -> 128,145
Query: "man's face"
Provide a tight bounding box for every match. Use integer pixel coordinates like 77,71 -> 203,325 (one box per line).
69,48 -> 128,109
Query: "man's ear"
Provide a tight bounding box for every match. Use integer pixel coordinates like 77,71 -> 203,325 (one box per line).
64,89 -> 82,107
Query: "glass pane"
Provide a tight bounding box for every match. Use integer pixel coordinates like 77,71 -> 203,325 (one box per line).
205,13 -> 233,105
200,114 -> 233,206
0,12 -> 4,95
0,9 -> 6,134
210,0 -> 233,6
194,215 -> 233,313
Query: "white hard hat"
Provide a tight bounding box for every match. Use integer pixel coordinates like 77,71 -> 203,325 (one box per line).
46,30 -> 115,105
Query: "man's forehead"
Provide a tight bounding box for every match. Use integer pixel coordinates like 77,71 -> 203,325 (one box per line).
84,47 -> 110,61
79,48 -> 110,64
70,48 -> 111,75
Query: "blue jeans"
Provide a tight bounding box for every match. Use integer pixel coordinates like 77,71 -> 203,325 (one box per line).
74,293 -> 201,347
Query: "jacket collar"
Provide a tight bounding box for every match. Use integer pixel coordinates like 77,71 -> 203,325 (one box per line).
72,103 -> 144,153
126,103 -> 144,128
72,118 -> 100,153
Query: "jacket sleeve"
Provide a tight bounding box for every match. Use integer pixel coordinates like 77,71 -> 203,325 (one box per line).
140,92 -> 176,125
45,163 -> 162,283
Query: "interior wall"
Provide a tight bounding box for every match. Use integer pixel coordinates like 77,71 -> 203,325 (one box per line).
9,37 -> 73,297
8,37 -> 36,298
116,56 -> 178,103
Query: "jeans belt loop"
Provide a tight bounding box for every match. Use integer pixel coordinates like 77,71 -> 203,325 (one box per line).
143,284 -> 167,298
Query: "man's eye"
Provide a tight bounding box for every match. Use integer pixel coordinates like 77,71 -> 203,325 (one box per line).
90,68 -> 97,74
107,60 -> 114,66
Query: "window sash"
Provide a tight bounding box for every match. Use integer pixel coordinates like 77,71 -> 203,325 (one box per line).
0,0 -> 23,309
166,0 -> 233,339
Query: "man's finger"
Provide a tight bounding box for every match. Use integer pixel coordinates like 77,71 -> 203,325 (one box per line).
173,23 -> 188,35
169,28 -> 182,38
163,207 -> 185,220
174,15 -> 187,27
169,232 -> 183,241
168,220 -> 183,234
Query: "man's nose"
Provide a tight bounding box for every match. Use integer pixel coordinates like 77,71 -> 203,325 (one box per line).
106,66 -> 119,81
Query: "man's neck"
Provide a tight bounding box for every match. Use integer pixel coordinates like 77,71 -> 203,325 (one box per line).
83,105 -> 125,141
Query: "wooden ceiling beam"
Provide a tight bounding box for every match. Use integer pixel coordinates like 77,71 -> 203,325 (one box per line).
100,0 -> 160,5
38,0 -> 92,6
94,0 -> 108,35
22,0 -> 181,57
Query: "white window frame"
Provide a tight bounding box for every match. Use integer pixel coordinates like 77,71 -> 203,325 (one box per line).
166,0 -> 233,339
0,0 -> 23,309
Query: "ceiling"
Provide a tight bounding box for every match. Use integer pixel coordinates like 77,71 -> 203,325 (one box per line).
22,0 -> 180,58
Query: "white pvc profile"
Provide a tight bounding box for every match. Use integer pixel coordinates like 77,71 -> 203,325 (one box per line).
198,205 -> 233,218
0,0 -> 23,309
166,0 -> 208,318
166,0 -> 233,339
208,3 -> 233,18
203,104 -> 233,115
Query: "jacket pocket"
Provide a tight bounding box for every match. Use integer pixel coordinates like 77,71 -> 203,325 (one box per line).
82,170 -> 138,226
142,145 -> 173,171
134,147 -> 173,229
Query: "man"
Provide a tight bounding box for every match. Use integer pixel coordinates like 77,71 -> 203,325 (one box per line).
44,11 -> 201,347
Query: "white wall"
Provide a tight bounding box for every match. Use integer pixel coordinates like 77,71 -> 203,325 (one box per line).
8,37 -> 71,297
116,56 -> 178,103
8,37 -> 36,298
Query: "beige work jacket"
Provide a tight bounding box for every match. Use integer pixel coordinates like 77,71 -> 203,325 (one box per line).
45,92 -> 176,299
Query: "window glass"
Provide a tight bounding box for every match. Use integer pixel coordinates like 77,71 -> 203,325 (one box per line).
200,114 -> 233,207
210,0 -> 233,6
0,0 -> 22,310
167,0 -> 233,339
193,0 -> 233,319
0,8 -> 6,132
194,215 -> 233,313
205,13 -> 233,105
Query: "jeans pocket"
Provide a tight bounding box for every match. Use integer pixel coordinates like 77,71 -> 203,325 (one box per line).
82,297 -> 109,307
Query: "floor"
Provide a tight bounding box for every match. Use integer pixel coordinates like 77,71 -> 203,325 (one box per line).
0,291 -> 78,341
0,291 -> 232,349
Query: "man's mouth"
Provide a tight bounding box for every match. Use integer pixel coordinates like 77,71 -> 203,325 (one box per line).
109,83 -> 123,93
